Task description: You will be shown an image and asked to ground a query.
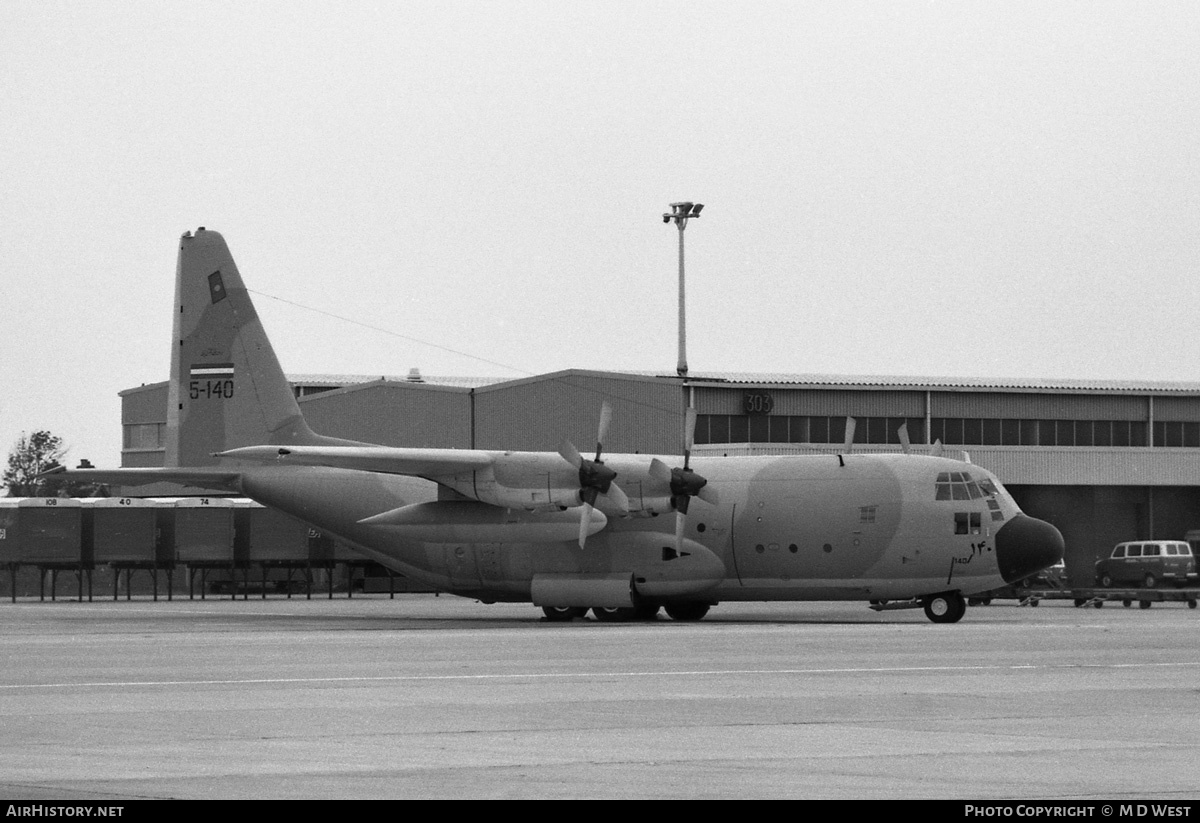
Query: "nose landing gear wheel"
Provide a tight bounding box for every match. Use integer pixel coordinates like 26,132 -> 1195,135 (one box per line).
923,592 -> 967,624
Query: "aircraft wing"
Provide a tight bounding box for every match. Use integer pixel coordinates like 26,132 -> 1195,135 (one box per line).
216,445 -> 496,479
38,466 -> 243,491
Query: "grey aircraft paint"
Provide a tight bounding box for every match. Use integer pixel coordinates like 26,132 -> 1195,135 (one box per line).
52,229 -> 1064,623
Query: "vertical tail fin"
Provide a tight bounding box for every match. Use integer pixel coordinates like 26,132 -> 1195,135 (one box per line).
165,228 -> 352,467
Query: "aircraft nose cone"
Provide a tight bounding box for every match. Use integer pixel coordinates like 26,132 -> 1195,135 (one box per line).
995,514 -> 1065,584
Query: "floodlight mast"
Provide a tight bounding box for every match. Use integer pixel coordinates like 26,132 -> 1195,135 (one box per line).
662,202 -> 704,378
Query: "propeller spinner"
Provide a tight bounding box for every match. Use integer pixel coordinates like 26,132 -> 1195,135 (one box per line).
649,407 -> 719,553
558,401 -> 630,548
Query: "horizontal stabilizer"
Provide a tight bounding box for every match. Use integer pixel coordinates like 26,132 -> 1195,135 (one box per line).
37,466 -> 241,491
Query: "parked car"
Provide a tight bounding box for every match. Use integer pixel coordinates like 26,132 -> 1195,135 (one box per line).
1023,560 -> 1067,589
1095,541 -> 1198,588
967,561 -> 1066,605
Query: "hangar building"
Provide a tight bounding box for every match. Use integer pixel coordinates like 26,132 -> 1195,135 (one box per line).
119,369 -> 1200,589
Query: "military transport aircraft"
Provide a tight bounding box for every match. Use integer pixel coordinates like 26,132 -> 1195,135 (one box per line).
48,228 -> 1063,623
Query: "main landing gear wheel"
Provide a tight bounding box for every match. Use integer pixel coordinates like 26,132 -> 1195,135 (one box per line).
664,602 -> 711,621
542,606 -> 587,622
631,601 -> 661,621
592,606 -> 632,622
922,592 -> 966,624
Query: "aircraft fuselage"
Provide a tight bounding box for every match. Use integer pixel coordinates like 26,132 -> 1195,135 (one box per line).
236,450 -> 1034,608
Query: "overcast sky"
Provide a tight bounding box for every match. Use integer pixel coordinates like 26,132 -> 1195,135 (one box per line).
3,1 -> 1199,469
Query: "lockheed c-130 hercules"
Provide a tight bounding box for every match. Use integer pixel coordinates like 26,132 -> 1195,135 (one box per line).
49,228 -> 1063,623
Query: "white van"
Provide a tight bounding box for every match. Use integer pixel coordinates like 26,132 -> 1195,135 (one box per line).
1095,541 -> 1198,588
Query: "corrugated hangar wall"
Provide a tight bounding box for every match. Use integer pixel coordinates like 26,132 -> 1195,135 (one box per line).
473,372 -> 683,454
932,391 -> 1148,420
299,382 -> 473,448
1153,396 -> 1200,419
693,387 -> 924,417
120,382 -> 169,468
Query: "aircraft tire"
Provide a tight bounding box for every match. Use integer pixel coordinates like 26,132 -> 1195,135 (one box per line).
664,602 -> 711,621
631,601 -> 661,621
592,606 -> 632,622
922,592 -> 966,624
543,606 -> 587,622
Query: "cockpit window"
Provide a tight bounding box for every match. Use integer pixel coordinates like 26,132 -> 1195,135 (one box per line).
936,471 -> 992,501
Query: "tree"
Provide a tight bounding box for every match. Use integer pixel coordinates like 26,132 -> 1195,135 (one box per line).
4,430 -> 67,497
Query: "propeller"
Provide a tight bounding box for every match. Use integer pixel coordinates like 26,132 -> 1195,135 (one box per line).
649,407 -> 719,554
558,401 -> 629,548
898,422 -> 911,454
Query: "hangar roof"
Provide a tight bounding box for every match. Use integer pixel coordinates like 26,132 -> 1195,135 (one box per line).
289,373 -> 504,389
120,371 -> 1200,397
288,370 -> 1200,395
676,372 -> 1200,394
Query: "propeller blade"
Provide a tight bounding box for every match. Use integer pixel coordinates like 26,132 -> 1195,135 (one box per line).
578,501 -> 594,549
558,439 -> 583,468
898,423 -> 911,455
648,457 -> 673,485
843,417 -> 857,452
697,484 -> 720,506
683,407 -> 697,468
605,480 -> 630,514
931,439 -> 944,457
595,401 -> 613,460
674,508 -> 687,555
